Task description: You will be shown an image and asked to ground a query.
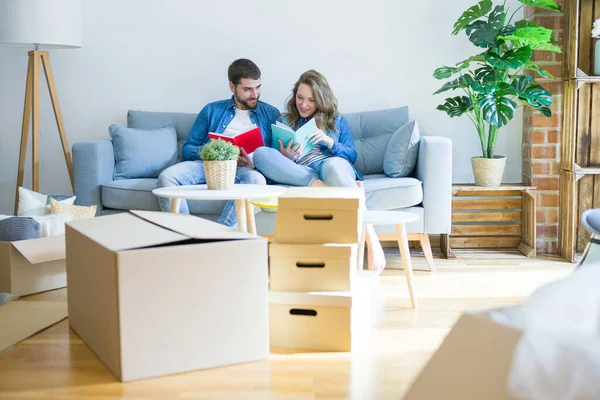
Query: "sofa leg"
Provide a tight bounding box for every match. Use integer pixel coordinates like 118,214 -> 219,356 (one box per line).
419,234 -> 435,272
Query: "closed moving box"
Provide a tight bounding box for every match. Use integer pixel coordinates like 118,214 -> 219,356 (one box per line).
276,187 -> 364,244
66,210 -> 269,382
0,235 -> 66,296
269,270 -> 379,352
269,242 -> 357,291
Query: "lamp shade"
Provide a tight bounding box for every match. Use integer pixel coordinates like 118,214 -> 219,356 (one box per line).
0,0 -> 82,49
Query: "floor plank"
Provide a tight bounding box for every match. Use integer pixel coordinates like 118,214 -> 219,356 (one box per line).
0,253 -> 573,400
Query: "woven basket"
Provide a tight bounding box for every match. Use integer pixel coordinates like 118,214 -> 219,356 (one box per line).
204,160 -> 237,190
471,156 -> 506,187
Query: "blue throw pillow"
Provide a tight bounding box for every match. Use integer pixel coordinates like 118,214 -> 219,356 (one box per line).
0,217 -> 41,242
109,124 -> 178,180
383,120 -> 420,178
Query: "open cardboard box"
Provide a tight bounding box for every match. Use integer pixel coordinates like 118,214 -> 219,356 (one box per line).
403,308 -> 523,400
0,235 -> 66,296
66,210 -> 269,382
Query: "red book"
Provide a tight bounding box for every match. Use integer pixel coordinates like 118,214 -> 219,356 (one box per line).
208,126 -> 264,154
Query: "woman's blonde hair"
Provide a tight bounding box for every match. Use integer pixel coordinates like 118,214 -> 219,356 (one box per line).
284,69 -> 338,133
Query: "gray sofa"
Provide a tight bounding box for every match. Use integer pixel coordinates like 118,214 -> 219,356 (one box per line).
72,107 -> 452,245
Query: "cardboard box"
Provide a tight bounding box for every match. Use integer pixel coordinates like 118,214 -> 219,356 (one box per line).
0,235 -> 66,296
66,210 -> 269,382
269,242 -> 357,291
276,187 -> 364,244
403,310 -> 523,400
269,270 -> 378,352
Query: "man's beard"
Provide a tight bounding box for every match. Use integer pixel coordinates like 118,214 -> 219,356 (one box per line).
235,93 -> 259,110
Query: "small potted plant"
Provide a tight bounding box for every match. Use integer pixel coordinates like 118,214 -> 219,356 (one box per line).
433,0 -> 562,187
199,139 -> 240,190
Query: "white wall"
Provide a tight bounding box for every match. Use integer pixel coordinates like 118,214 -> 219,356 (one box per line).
0,0 -> 524,215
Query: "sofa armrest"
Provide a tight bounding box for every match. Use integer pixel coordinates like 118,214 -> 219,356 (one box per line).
72,140 -> 115,212
415,136 -> 452,234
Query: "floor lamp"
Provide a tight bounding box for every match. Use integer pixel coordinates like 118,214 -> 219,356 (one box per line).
0,0 -> 82,215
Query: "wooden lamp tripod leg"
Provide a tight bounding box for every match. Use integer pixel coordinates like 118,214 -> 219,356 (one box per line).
14,54 -> 34,216
41,52 -> 74,188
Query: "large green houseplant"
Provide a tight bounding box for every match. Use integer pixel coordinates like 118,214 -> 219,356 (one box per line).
434,0 -> 562,186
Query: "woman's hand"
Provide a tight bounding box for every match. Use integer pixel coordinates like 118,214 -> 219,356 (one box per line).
308,129 -> 334,149
279,139 -> 302,160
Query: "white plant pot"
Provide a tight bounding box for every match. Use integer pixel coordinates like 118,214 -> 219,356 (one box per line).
203,160 -> 237,190
471,156 -> 506,187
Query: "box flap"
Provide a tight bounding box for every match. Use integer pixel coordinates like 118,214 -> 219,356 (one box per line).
269,242 -> 357,258
403,312 -> 522,400
278,187 -> 364,211
269,271 -> 378,307
130,210 -> 259,241
11,235 -> 66,264
66,212 -> 190,252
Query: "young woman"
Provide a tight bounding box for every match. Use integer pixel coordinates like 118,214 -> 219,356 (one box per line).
253,69 -> 385,271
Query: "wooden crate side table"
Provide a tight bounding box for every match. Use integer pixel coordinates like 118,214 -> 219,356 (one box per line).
441,185 -> 536,258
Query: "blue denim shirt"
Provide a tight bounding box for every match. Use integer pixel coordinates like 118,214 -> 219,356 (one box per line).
278,113 -> 363,179
182,97 -> 280,161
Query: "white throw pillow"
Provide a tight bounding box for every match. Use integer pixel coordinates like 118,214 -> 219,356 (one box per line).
31,213 -> 73,237
17,187 -> 76,216
17,187 -> 48,216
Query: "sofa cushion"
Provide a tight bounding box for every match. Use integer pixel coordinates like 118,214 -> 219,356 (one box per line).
363,174 -> 423,210
109,124 -> 178,180
384,120 -> 421,178
127,110 -> 198,163
102,179 -> 228,215
343,107 -> 409,175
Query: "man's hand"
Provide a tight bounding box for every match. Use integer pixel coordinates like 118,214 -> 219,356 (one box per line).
307,129 -> 334,149
279,139 -> 302,161
237,148 -> 255,169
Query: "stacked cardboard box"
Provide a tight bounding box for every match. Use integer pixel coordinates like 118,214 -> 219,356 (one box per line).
268,187 -> 378,352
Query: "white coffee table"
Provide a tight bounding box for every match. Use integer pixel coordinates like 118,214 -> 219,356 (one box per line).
152,184 -> 288,235
358,210 -> 422,309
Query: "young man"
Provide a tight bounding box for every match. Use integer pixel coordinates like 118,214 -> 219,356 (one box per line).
156,59 -> 280,227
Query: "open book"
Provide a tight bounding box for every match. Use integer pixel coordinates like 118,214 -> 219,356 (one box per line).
208,126 -> 264,154
271,118 -> 317,157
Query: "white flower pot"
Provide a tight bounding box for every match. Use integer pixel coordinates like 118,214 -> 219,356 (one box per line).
471,156 -> 506,187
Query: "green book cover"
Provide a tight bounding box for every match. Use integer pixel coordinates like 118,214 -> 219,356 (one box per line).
271,118 -> 317,157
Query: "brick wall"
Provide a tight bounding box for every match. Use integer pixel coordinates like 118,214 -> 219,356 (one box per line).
522,2 -> 564,254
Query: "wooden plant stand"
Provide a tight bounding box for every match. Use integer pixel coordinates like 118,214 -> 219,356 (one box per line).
441,184 -> 536,258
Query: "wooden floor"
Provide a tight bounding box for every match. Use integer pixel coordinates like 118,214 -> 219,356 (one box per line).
0,250 -> 573,400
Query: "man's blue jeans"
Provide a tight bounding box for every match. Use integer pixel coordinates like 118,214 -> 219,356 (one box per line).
156,160 -> 266,227
253,147 -> 357,187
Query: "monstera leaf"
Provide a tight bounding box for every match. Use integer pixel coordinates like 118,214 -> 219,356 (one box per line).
523,61 -> 555,79
477,84 -> 518,127
466,5 -> 506,48
475,65 -> 499,84
510,75 -> 552,111
485,46 -> 532,69
498,24 -> 562,53
437,96 -> 474,117
516,0 -> 562,12
453,0 -> 493,35
433,54 -> 486,79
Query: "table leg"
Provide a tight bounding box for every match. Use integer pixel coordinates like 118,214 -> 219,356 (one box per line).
170,198 -> 181,214
245,200 -> 256,235
419,234 -> 436,272
357,224 -> 366,271
235,199 -> 248,233
396,223 -> 417,309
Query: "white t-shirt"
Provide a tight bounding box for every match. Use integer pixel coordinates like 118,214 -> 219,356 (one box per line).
223,108 -> 254,136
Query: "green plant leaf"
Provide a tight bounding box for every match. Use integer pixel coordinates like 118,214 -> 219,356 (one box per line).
503,46 -> 533,69
433,66 -> 460,79
536,106 -> 552,117
522,85 -> 553,107
523,61 -> 555,79
477,86 -> 518,127
437,96 -> 474,117
199,139 -> 240,161
453,0 -> 493,35
498,25 -> 562,53
485,52 -> 507,69
511,75 -> 534,93
433,75 -> 475,95
475,65 -> 499,84
466,5 -> 506,48
516,0 -> 562,12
